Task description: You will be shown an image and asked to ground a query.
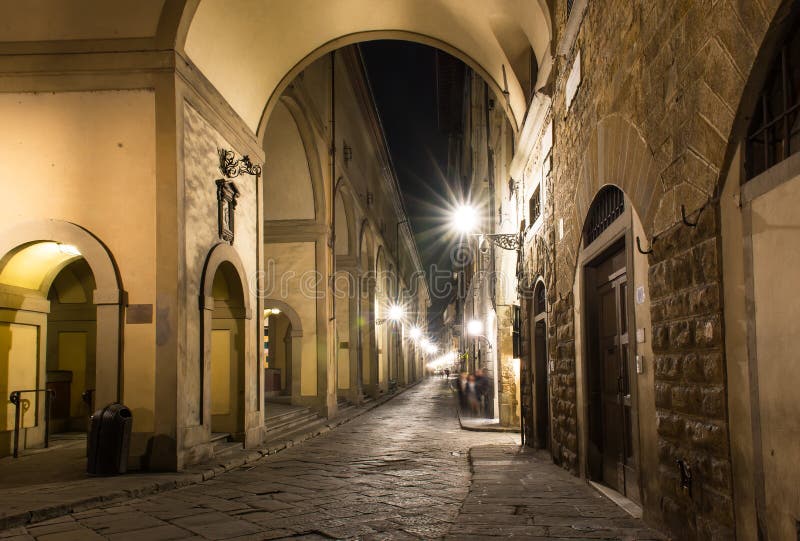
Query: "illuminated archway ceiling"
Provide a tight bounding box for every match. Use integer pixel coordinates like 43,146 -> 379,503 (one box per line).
184,0 -> 552,133
0,242 -> 81,292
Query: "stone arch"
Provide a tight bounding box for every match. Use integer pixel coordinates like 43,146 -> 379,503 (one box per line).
200,243 -> 252,313
263,299 -> 302,335
334,188 -> 356,257
358,218 -> 374,271
716,0 -> 798,194
0,220 -> 121,297
179,1 -> 555,133
0,219 -> 124,408
262,96 -> 325,222
573,115 -> 661,240
254,31 -> 521,138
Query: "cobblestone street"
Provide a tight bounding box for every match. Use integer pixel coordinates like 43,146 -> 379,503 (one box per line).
0,380 -> 664,540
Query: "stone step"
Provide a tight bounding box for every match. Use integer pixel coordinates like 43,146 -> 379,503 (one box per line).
263,407 -> 314,430
210,432 -> 231,443
264,417 -> 329,447
264,410 -> 320,434
209,432 -> 242,459
212,441 -> 242,459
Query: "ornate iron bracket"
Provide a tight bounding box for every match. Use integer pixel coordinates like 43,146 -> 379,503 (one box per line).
481,233 -> 521,251
218,148 -> 262,179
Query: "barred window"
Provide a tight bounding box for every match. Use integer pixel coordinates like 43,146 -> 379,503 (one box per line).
534,282 -> 546,316
746,22 -> 800,179
584,185 -> 624,246
529,185 -> 541,225
567,0 -> 575,18
512,305 -> 522,358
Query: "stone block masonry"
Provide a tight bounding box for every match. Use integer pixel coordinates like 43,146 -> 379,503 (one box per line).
649,208 -> 734,540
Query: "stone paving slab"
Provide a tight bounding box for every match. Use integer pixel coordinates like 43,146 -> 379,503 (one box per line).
446,445 -> 669,540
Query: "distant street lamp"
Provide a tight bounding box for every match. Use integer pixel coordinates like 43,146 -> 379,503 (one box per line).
377,304 -> 404,325
466,319 -> 483,336
409,326 -> 422,341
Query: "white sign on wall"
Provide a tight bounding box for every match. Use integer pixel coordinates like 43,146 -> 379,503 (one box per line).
565,50 -> 582,110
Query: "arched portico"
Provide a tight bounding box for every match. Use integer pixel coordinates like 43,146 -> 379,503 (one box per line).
0,220 -> 124,408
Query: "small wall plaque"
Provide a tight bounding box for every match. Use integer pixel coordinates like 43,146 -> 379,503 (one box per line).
126,304 -> 153,324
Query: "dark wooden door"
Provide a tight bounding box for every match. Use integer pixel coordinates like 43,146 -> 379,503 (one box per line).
587,247 -> 640,502
534,319 -> 549,449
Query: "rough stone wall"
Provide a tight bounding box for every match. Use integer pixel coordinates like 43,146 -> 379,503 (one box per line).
649,208 -> 733,539
550,295 -> 577,472
542,0 -> 785,538
497,306 -> 520,427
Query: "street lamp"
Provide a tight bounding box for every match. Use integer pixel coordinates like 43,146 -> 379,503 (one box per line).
377,304 -> 404,325
451,204 -> 480,234
409,326 -> 422,341
388,304 -> 404,322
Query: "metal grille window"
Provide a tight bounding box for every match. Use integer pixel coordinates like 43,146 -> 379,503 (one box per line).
584,185 -> 624,245
529,185 -> 541,225
512,305 -> 522,358
534,283 -> 546,316
567,0 -> 575,17
745,24 -> 800,180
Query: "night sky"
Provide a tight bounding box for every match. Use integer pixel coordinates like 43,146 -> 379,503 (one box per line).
360,41 -> 464,324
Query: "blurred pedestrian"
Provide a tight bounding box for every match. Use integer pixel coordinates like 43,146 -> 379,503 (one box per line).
456,371 -> 468,412
475,368 -> 490,418
467,375 -> 480,417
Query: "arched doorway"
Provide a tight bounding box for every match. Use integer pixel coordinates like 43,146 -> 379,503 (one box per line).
262,299 -> 303,404
265,310 -> 292,398
200,243 -> 254,450
208,262 -> 246,438
578,185 -> 641,504
0,221 -> 123,458
530,280 -> 550,451
46,259 -> 97,434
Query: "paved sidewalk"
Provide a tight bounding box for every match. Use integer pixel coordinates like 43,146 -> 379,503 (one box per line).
0,386 -> 413,532
446,445 -> 667,540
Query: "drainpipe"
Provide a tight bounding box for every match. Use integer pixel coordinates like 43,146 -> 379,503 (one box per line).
328,51 -> 337,412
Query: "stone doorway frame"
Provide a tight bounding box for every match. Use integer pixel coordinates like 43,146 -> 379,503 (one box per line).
198,243 -> 257,447
573,190 -> 643,503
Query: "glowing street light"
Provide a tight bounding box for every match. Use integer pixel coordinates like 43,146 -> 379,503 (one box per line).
409,326 -> 422,341
387,304 -> 404,322
466,319 -> 484,336
450,204 -> 479,234
425,343 -> 439,355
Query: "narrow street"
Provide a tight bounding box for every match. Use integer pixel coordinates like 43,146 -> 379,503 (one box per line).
2,380 -> 663,540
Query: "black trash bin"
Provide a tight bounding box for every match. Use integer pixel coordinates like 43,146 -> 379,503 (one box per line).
87,403 -> 132,475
